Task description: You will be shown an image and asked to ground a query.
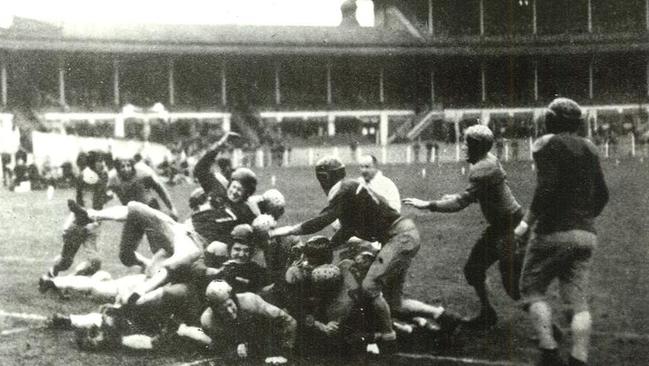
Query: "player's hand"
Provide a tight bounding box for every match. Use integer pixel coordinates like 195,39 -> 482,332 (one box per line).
265,356 -> 288,365
402,198 -> 430,209
322,321 -> 339,336
236,343 -> 248,359
514,221 -> 529,238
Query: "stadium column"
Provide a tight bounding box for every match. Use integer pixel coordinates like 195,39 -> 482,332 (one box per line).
379,67 -> 385,104
326,60 -> 332,105
274,61 -> 281,105
221,60 -> 227,106
327,114 -> 336,136
533,60 -> 539,102
480,62 -> 486,103
113,59 -> 120,106
379,112 -> 389,146
646,0 -> 649,31
430,67 -> 435,105
168,57 -> 175,106
58,56 -> 66,107
532,0 -> 537,35
428,0 -> 434,35
1,56 -> 6,107
588,57 -> 594,100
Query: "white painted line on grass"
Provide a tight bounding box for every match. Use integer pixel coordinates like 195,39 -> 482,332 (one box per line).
396,353 -> 531,365
0,310 -> 48,321
1,327 -> 31,336
0,256 -> 46,263
174,357 -> 221,366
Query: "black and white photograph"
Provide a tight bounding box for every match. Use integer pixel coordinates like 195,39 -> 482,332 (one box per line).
0,1 -> 647,365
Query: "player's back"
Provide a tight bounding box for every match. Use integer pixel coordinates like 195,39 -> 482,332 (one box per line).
469,153 -> 521,225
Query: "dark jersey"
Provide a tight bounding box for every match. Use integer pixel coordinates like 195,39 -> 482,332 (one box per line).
530,133 -> 609,234
219,261 -> 271,294
300,179 -> 401,246
192,150 -> 255,245
107,164 -> 161,206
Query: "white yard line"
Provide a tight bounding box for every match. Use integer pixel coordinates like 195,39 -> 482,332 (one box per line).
1,327 -> 31,336
0,310 -> 48,322
396,353 -> 531,365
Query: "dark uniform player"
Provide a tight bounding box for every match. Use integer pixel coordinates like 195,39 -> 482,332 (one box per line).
404,124 -> 525,330
106,158 -> 178,219
270,157 -> 461,351
515,98 -> 608,366
40,151 -> 109,289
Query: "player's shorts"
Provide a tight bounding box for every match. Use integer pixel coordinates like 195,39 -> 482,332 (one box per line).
362,218 -> 420,306
123,202 -> 202,272
464,209 -> 524,299
519,229 -> 597,313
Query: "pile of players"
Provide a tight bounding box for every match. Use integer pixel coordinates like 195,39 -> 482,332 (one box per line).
37,97 -> 608,366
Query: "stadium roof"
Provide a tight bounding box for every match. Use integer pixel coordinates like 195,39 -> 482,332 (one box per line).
0,17 -> 424,56
1,16 -> 649,57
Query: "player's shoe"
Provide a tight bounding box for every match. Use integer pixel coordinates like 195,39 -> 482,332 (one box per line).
537,348 -> 567,366
48,313 -> 73,330
568,356 -> 587,366
435,310 -> 463,346
462,308 -> 498,331
67,199 -> 93,226
38,275 -> 56,294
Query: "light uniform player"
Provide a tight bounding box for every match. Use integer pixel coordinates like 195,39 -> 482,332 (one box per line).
270,156 -> 461,351
41,271 -> 145,303
358,154 -> 401,213
514,98 -> 608,366
200,280 -> 296,364
403,124 -> 525,330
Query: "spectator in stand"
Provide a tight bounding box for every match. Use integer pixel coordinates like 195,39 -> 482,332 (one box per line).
425,141 -> 434,163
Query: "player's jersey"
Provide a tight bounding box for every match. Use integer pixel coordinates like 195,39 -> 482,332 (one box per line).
458,153 -> 521,227
190,198 -> 256,245
192,150 -> 256,245
300,179 -> 401,246
530,133 -> 608,234
107,165 -> 158,205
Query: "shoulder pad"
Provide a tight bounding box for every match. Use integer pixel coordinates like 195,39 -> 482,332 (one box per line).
532,134 -> 555,153
469,154 -> 502,182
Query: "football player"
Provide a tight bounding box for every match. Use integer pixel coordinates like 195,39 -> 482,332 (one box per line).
514,98 -> 609,366
403,124 -> 526,330
270,156 -> 462,352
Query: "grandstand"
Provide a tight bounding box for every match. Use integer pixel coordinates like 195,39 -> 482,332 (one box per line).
0,0 -> 648,169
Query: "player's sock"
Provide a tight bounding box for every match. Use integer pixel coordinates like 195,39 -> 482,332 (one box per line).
67,200 -> 93,226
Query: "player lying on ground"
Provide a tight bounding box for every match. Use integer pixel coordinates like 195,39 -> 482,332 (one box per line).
199,280 -> 296,365
39,270 -> 145,302
403,124 -> 527,330
514,98 -> 609,366
270,156 -> 462,353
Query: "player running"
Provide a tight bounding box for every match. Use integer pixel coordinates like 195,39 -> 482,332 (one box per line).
514,98 -> 608,366
403,124 -> 526,330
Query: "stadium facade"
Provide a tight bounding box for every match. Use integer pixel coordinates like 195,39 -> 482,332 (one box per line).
0,0 -> 648,151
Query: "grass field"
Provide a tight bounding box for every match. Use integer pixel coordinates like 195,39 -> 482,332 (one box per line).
1,159 -> 648,366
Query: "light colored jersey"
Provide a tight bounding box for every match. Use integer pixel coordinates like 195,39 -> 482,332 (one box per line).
458,153 -> 521,226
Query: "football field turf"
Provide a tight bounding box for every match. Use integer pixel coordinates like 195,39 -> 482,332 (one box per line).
0,160 -> 648,365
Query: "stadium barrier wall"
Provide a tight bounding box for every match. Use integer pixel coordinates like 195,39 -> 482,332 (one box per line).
31,131 -> 172,168
234,135 -> 646,168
